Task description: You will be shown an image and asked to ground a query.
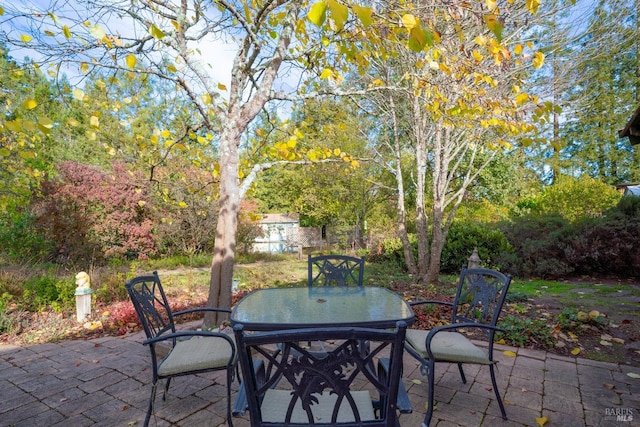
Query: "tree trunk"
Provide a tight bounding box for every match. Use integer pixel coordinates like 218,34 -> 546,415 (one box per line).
414,95 -> 429,281
204,126 -> 241,328
389,94 -> 417,275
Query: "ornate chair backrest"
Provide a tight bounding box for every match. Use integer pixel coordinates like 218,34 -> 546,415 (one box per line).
234,322 -> 406,427
125,272 -> 176,342
451,267 -> 512,329
308,254 -> 365,287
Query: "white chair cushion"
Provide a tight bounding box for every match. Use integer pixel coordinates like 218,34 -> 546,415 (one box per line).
405,329 -> 492,365
261,390 -> 375,423
158,336 -> 234,376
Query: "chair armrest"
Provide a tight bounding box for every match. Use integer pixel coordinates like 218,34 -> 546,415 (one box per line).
143,330 -> 235,348
409,300 -> 453,308
172,307 -> 232,317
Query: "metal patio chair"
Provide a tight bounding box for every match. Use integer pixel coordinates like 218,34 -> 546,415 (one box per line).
404,267 -> 512,426
234,321 -> 407,426
308,254 -> 365,287
125,272 -> 237,427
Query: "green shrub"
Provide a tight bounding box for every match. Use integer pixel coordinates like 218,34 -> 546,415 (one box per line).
497,214 -> 574,278
513,176 -> 621,221
0,213 -> 55,264
22,275 -> 75,312
0,299 -> 17,333
440,222 -> 512,273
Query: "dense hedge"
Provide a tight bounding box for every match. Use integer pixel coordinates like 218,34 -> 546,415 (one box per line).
370,196 -> 640,280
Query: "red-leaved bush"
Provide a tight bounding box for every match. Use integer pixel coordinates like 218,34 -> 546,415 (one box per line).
33,161 -> 157,264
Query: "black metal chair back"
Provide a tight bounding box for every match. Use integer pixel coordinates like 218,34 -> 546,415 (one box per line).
234,322 -> 407,426
308,254 -> 365,287
450,267 -> 511,330
126,272 -> 177,344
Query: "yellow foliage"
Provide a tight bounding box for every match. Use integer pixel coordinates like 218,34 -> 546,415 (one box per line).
402,14 -> 418,30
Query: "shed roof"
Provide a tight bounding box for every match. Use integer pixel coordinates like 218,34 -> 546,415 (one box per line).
619,104 -> 640,145
259,213 -> 299,224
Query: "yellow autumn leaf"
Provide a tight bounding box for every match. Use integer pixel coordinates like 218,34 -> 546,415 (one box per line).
516,93 -> 528,105
38,116 -> 54,134
503,350 -> 517,357
320,68 -> 333,79
333,148 -> 341,156
627,372 -> 640,379
178,201 -> 187,208
472,50 -> 483,62
411,379 -> 422,384
495,338 -> 506,345
149,24 -> 165,40
0,6 -> 4,15
527,0 -> 541,14
354,5 -> 372,28
22,99 -> 38,109
166,64 -> 177,73
533,51 -> 545,68
80,62 -> 89,74
327,0 -> 348,31
63,25 -> 71,39
485,0 -> 497,10
161,129 -> 171,138
307,1 -> 327,27
68,118 -> 80,127
126,54 -> 136,69
535,416 -> 549,426
72,88 -> 86,101
20,34 -> 33,43
402,14 -> 418,30
90,115 -> 100,128
218,82 -> 227,91
571,347 -> 581,355
484,14 -> 503,42
514,44 -> 523,55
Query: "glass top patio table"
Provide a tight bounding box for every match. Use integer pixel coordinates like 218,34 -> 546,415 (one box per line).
230,286 -> 414,331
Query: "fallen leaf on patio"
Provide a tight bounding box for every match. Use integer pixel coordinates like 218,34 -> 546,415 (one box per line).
485,387 -> 493,392
503,350 -> 517,357
571,347 -> 580,355
60,397 -> 68,402
94,343 -> 101,347
627,372 -> 640,379
599,340 -> 613,346
122,405 -> 129,411
612,338 -> 625,344
128,422 -> 137,426
412,379 -> 422,384
604,383 -> 615,390
535,416 -> 549,426
92,359 -> 100,364
75,361 -> 81,367
503,398 -> 511,405
522,387 -> 527,392
495,338 -> 506,344
601,334 -> 613,341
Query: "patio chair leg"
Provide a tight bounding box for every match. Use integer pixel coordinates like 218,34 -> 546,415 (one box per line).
163,377 -> 171,400
144,381 -> 158,427
226,367 -> 234,426
457,363 -> 467,383
423,360 -> 436,427
490,364 -> 508,419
